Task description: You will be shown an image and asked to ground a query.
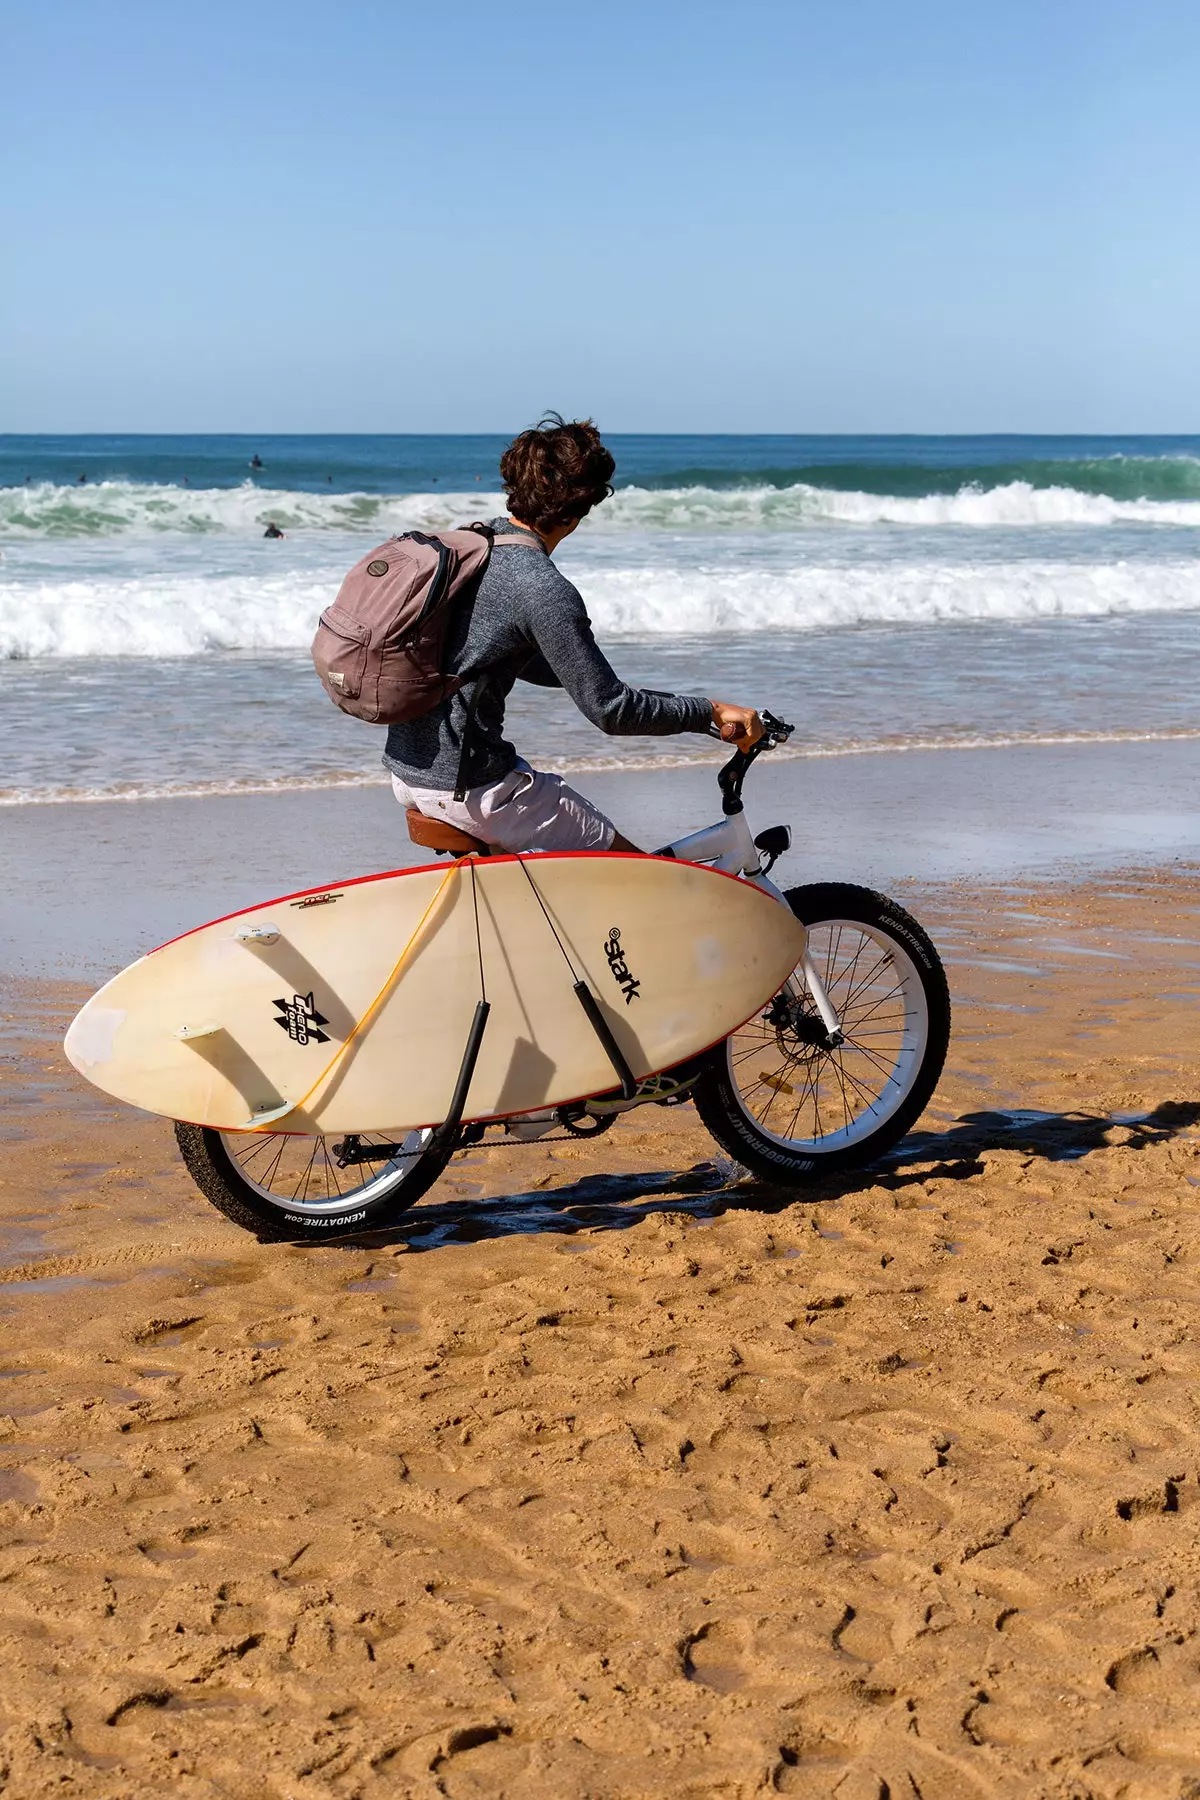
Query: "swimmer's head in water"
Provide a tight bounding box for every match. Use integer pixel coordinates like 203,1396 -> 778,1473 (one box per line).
500,414 -> 615,538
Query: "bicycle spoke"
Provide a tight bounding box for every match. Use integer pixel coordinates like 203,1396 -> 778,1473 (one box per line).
841,986 -> 908,1031
320,1138 -> 343,1200
841,1036 -> 903,1083
723,915 -> 930,1154
216,1123 -> 437,1218
292,1140 -> 320,1202
234,1133 -> 281,1170
836,946 -> 895,1016
260,1135 -> 289,1190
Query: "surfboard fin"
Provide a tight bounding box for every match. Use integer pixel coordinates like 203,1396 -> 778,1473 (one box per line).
235,924 -> 281,946
241,1102 -> 295,1128
176,1023 -> 222,1041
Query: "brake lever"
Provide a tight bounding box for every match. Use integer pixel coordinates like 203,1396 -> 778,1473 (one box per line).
708,710 -> 795,748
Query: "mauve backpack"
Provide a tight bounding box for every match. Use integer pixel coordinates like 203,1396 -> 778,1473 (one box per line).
311,523 -> 538,725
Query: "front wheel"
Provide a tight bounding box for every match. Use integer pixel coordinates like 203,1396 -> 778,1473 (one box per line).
693,883 -> 950,1183
174,1123 -> 451,1241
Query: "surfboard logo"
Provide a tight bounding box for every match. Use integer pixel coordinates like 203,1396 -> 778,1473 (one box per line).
273,992 -> 330,1047
604,927 -> 642,1004
290,892 -> 342,909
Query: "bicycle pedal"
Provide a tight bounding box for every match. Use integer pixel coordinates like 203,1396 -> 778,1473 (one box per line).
504,1109 -> 558,1142
587,1073 -> 693,1116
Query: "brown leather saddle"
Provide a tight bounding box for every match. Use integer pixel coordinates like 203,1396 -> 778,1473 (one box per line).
404,807 -> 490,858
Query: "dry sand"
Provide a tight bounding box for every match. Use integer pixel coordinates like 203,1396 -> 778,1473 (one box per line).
1,867 -> 1199,1798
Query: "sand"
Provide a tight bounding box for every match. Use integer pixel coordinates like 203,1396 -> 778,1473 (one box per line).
2,866 -> 1200,1797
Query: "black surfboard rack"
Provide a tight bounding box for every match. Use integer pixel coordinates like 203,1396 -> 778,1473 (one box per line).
433,981 -> 639,1150
433,858 -> 643,1149
571,981 -> 639,1099
431,999 -> 491,1152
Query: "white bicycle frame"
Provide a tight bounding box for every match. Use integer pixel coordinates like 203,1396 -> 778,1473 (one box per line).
663,809 -> 844,1042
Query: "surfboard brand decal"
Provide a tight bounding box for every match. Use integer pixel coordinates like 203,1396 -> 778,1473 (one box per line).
273,992 -> 331,1047
604,927 -> 641,1004
290,892 -> 342,909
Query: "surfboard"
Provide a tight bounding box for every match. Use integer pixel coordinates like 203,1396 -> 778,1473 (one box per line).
64,853 -> 805,1136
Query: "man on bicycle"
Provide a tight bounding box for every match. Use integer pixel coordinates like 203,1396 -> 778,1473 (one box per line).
385,414 -> 765,853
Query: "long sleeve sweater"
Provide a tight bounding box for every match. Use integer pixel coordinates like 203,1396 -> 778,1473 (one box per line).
382,519 -> 712,792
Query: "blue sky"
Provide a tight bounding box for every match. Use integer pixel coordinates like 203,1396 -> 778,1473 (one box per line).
2,0 -> 1198,432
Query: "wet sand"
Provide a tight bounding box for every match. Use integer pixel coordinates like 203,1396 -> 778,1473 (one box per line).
2,867 -> 1200,1796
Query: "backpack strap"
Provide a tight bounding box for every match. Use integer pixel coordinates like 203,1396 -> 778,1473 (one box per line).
450,524 -> 543,800
465,521 -> 545,552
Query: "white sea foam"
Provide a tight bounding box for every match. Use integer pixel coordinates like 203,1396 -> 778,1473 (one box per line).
578,559 -> 1200,634
4,556 -> 1197,659
5,477 -> 1200,541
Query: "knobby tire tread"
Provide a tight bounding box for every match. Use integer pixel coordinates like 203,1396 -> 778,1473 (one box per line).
174,1121 -> 449,1242
693,883 -> 951,1184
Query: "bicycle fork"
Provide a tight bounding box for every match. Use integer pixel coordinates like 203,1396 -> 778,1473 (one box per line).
748,873 -> 844,1047
794,954 -> 844,1046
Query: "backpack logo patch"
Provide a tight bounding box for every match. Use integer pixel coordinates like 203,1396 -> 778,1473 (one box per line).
273,991 -> 330,1046
366,559 -> 389,576
604,927 -> 642,1004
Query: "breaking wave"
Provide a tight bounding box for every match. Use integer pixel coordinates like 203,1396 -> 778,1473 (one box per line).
3,557 -> 1199,658
597,482 -> 1200,531
633,454 -> 1200,501
0,482 -> 493,541
5,476 -> 1200,540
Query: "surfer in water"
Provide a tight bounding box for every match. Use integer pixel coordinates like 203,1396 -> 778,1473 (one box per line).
386,415 -> 763,854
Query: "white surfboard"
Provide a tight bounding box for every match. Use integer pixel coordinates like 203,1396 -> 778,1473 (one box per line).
64,853 -> 805,1135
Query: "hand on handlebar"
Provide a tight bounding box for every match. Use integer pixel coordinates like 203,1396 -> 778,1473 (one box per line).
710,701 -> 765,746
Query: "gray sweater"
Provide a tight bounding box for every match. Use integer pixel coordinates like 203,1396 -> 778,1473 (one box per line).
382,519 -> 712,792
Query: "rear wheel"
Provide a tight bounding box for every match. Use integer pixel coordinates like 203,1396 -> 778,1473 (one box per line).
174,1123 -> 450,1241
693,883 -> 950,1183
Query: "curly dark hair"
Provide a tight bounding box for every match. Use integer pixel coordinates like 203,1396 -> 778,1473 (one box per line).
500,413 -> 616,537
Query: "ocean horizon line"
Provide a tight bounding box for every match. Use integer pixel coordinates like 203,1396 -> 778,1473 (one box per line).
6,428 -> 1200,439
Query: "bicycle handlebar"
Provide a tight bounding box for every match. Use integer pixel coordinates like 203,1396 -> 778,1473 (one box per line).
713,709 -> 794,815
707,707 -> 793,746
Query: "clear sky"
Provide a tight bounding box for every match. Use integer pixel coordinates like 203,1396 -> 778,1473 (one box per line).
3,0 -> 1198,433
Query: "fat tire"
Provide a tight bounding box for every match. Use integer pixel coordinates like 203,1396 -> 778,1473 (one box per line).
693,882 -> 950,1184
174,1121 -> 451,1242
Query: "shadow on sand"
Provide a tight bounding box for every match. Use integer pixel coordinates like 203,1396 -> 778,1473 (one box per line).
325,1100 -> 1200,1256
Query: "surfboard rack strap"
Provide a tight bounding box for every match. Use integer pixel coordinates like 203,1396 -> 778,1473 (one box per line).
432,999 -> 492,1151
572,981 -> 639,1101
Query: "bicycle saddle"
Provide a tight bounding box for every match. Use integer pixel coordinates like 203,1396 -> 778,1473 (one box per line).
405,807 -> 491,858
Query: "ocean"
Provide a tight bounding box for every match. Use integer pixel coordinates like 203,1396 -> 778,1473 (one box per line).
2,433 -> 1199,806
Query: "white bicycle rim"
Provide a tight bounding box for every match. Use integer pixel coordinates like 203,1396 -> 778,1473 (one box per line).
216,1128 -> 437,1217
725,919 -> 930,1153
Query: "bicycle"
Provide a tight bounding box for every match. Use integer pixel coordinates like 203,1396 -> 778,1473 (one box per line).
176,712 -> 951,1239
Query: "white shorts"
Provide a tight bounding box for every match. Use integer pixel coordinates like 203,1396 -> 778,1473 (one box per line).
391,758 -> 616,854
